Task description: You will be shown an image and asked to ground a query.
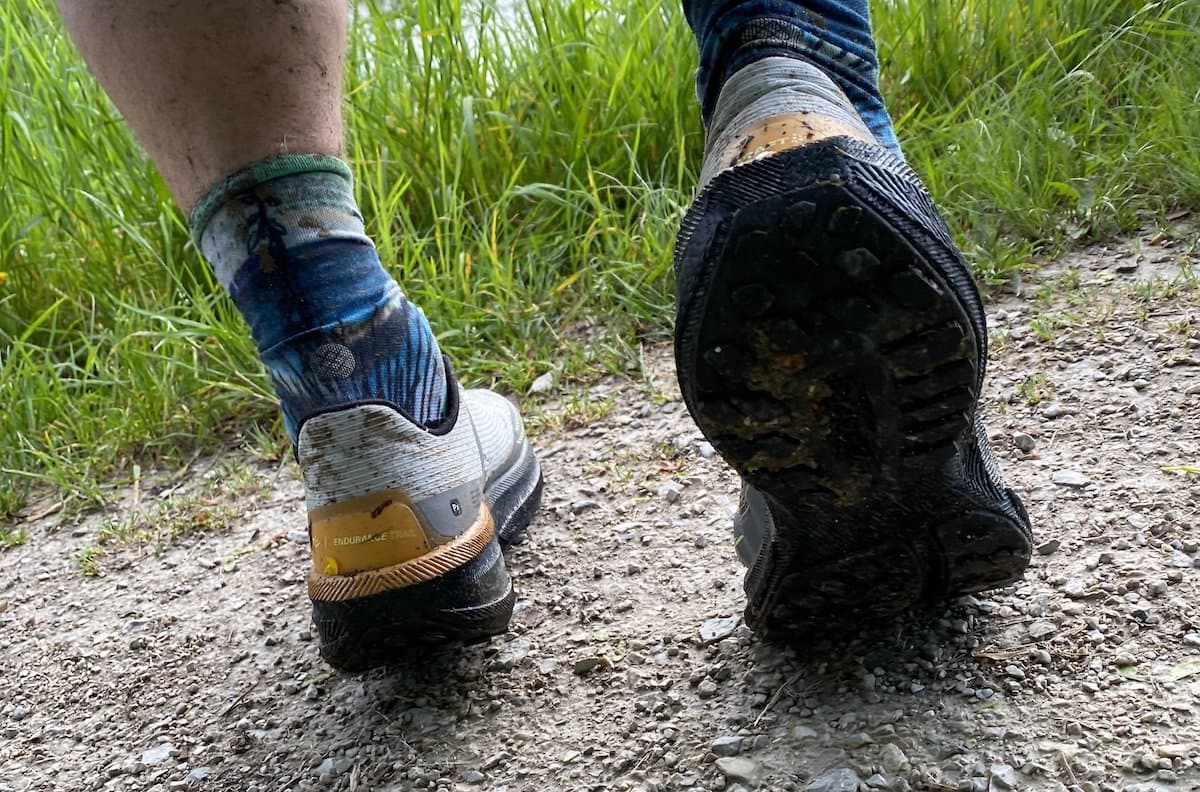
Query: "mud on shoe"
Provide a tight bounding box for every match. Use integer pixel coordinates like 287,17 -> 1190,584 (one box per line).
673,57 -> 1033,639
300,369 -> 543,671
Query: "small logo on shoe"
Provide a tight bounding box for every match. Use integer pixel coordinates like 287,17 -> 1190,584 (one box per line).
333,531 -> 403,547
450,499 -> 463,517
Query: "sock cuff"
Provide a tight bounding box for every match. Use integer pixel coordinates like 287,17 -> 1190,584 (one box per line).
189,154 -> 354,246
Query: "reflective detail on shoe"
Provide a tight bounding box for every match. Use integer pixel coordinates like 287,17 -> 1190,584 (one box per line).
465,389 -> 528,484
307,503 -> 495,602
412,480 -> 486,540
699,56 -> 875,190
733,485 -> 771,568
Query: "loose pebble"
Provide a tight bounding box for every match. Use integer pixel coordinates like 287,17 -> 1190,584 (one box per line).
803,768 -> 862,792
715,757 -> 762,788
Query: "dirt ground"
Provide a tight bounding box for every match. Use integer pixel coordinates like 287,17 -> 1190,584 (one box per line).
2,224 -> 1199,792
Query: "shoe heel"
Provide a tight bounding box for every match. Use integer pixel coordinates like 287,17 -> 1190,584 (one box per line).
297,400 -> 518,670
311,523 -> 515,672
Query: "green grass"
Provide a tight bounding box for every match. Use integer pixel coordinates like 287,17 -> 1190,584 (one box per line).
2,0 -> 1199,529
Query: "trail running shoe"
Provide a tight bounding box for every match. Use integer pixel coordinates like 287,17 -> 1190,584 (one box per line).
673,57 -> 1033,639
300,365 -> 542,671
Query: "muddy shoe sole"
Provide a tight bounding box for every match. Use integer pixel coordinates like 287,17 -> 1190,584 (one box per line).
310,442 -> 543,672
674,136 -> 1032,638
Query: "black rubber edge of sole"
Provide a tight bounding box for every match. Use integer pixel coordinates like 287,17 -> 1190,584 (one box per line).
676,139 -> 1032,638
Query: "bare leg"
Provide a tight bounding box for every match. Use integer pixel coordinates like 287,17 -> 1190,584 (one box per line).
54,1 -> 541,672
55,0 -> 450,435
57,0 -> 346,212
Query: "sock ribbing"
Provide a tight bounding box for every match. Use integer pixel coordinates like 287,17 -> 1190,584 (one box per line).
189,154 -> 352,249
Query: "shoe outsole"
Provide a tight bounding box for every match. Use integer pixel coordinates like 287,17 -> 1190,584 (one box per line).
674,137 -> 1032,638
311,445 -> 543,672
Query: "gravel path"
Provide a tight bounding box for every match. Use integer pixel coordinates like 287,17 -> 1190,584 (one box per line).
2,226 -> 1199,792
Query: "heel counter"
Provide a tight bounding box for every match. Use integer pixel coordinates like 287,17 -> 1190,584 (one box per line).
297,403 -> 485,578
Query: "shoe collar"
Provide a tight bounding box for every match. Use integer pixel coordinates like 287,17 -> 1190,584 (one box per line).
291,355 -> 463,462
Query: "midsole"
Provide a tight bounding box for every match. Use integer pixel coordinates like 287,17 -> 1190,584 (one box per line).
485,439 -> 542,542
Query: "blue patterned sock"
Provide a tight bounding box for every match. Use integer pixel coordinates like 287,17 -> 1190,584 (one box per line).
191,155 -> 447,440
682,0 -> 901,157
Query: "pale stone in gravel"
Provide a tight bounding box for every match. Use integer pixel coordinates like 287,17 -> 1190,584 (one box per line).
804,768 -> 861,792
1036,539 -> 1061,555
1013,432 -> 1036,452
1052,470 -> 1091,487
792,725 -> 818,739
1041,402 -> 1074,418
715,756 -> 762,788
846,731 -> 873,748
184,767 -> 211,784
989,763 -> 1019,789
699,615 -> 739,644
141,743 -> 174,765
1168,551 -> 1194,568
572,657 -> 603,675
527,371 -> 555,395
711,736 -> 743,757
571,499 -> 601,515
1156,743 -> 1192,758
658,481 -> 684,503
880,743 -> 909,772
489,639 -> 532,672
1064,579 -> 1088,599
1128,513 -> 1151,530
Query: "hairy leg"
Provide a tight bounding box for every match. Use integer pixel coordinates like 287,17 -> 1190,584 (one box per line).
57,0 -> 346,212
58,0 -> 448,433
55,1 -> 541,670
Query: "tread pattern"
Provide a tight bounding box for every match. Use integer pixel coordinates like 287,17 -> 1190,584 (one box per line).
675,137 -> 1032,638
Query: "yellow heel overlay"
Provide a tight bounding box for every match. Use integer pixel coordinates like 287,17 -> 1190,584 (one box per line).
308,492 -> 494,602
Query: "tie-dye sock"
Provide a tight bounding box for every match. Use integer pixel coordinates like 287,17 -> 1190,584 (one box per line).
191,154 -> 447,440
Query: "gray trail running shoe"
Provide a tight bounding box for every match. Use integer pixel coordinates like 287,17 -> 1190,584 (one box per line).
673,57 -> 1032,639
300,365 -> 542,671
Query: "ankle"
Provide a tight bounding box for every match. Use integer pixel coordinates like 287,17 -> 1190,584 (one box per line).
700,56 -> 877,188
191,156 -> 448,437
687,5 -> 902,158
